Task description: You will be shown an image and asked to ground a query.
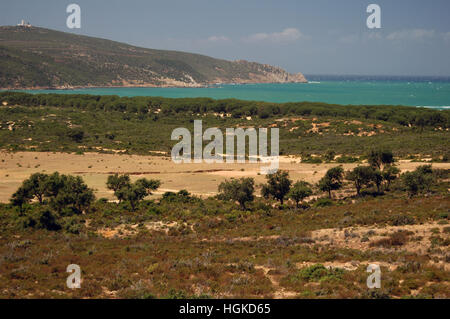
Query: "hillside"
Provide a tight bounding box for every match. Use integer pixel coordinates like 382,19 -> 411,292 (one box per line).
0,26 -> 307,89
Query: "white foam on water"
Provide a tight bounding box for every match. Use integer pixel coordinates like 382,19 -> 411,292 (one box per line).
417,106 -> 450,109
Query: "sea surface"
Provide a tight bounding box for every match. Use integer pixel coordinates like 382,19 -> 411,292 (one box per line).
20,75 -> 450,109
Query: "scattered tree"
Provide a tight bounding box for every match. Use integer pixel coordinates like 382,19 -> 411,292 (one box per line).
107,174 -> 131,203
10,172 -> 95,215
67,128 -> 85,143
107,174 -> 130,193
261,170 -> 292,205
324,150 -> 336,162
382,166 -> 400,190
373,169 -> 383,193
402,165 -> 435,198
10,185 -> 33,208
367,149 -> 394,170
345,166 -> 375,196
288,181 -> 312,208
51,175 -> 95,214
318,166 -> 344,198
111,177 -> 161,210
11,173 -> 49,206
218,178 -> 255,210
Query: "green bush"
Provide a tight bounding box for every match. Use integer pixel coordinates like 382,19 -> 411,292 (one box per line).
301,156 -> 323,164
336,156 -> 359,163
296,264 -> 344,282
314,198 -> 334,207
390,214 -> 415,226
17,208 -> 61,231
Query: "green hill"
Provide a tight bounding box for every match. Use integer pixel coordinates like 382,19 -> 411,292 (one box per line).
0,26 -> 307,89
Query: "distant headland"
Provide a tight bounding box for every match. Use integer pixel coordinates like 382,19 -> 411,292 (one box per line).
0,25 -> 307,90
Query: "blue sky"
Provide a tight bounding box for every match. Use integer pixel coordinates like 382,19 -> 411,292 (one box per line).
1,0 -> 450,76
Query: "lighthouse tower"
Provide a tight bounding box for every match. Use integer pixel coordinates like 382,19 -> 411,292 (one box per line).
17,19 -> 32,27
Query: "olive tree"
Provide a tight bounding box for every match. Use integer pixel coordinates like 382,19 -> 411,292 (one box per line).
318,166 -> 344,198
261,170 -> 292,205
218,178 -> 255,210
106,174 -> 131,203
345,166 -> 375,196
367,149 -> 394,170
382,166 -> 401,190
49,175 -> 95,215
11,172 -> 95,215
10,173 -> 49,206
402,165 -> 435,198
288,181 -> 312,208
110,176 -> 161,210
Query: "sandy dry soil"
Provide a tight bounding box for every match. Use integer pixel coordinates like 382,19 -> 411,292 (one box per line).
312,222 -> 450,268
94,219 -> 449,298
1,151 -> 449,202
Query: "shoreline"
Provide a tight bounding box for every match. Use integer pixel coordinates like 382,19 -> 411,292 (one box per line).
0,81 -> 308,91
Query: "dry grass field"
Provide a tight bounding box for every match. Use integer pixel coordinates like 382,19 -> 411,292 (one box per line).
1,151 -> 449,202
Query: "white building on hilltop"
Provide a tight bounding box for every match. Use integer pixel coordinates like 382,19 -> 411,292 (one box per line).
17,19 -> 32,28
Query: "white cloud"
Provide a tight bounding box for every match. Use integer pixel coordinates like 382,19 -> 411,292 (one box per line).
386,29 -> 435,41
244,28 -> 305,43
443,32 -> 450,42
338,34 -> 359,44
206,35 -> 231,43
367,32 -> 383,40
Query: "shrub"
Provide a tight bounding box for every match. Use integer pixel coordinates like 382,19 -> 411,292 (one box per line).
390,214 -> 415,226
362,290 -> 391,299
17,208 -> 61,231
296,264 -> 344,282
61,216 -> 84,234
106,174 -> 131,203
11,173 -> 48,206
67,128 -> 84,142
336,155 -> 359,163
301,156 -> 323,164
161,190 -> 192,203
324,150 -> 336,162
369,231 -> 411,247
165,289 -> 188,299
50,175 -> 95,215
314,197 -> 333,207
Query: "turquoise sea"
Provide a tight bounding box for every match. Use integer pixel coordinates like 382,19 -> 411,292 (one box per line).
21,76 -> 450,109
